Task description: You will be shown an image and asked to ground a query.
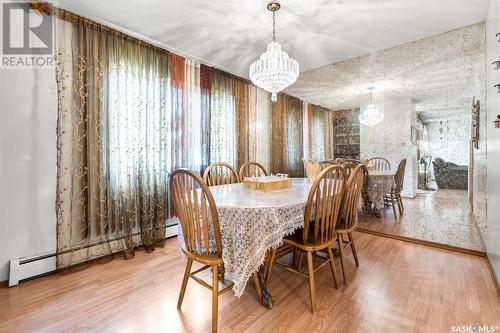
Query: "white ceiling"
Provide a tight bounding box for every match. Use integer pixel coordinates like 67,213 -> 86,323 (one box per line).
58,0 -> 490,78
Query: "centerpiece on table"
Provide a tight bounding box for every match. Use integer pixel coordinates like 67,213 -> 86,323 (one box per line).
243,174 -> 292,192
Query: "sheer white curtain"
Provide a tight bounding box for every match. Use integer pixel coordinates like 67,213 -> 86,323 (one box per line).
183,59 -> 203,171
255,87 -> 271,171
210,72 -> 237,165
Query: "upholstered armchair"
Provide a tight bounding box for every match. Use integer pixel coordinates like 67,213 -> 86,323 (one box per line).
432,158 -> 468,190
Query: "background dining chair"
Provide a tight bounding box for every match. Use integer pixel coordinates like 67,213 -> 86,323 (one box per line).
203,162 -> 240,186
343,158 -> 361,163
266,165 -> 347,313
385,159 -> 407,218
336,164 -> 366,285
171,169 -> 234,333
368,157 -> 391,171
318,159 -> 336,169
238,161 -> 268,180
340,160 -> 359,178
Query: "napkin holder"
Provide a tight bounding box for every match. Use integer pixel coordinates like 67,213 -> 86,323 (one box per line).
243,174 -> 292,192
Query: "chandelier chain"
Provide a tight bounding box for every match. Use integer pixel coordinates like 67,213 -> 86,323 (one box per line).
249,1 -> 299,102
273,11 -> 276,42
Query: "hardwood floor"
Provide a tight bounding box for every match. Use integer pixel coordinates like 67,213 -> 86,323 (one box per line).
0,232 -> 498,333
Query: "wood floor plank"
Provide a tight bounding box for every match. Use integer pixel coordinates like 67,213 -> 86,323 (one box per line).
0,232 -> 498,333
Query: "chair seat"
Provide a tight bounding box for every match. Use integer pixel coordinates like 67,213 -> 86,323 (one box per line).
335,216 -> 356,233
284,228 -> 335,250
181,248 -> 224,265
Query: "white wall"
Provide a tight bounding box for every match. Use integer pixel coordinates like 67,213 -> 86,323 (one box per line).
0,68 -> 57,281
360,96 -> 417,196
485,0 -> 500,282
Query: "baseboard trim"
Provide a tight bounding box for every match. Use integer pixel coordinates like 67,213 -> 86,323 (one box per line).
485,254 -> 500,299
356,228 -> 486,257
9,225 -> 179,287
0,280 -> 8,288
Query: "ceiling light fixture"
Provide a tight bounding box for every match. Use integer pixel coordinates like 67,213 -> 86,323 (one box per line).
249,1 -> 299,102
359,87 -> 384,127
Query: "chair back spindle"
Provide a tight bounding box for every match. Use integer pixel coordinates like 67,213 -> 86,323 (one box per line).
340,164 -> 367,230
394,159 -> 407,192
203,162 -> 240,186
171,169 -> 222,258
341,161 -> 359,177
302,165 -> 347,245
239,161 -> 268,180
368,157 -> 391,171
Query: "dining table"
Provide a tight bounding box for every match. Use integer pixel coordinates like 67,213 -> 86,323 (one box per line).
199,178 -> 312,308
177,171 -> 383,308
363,169 -> 396,217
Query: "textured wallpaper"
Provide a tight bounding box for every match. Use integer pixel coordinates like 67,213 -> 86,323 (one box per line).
287,23 -> 487,250
425,119 -> 471,166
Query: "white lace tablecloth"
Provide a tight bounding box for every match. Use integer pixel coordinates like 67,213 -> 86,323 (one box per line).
366,170 -> 396,209
185,178 -> 311,297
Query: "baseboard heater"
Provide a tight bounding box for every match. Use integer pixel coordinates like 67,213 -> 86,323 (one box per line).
8,223 -> 178,287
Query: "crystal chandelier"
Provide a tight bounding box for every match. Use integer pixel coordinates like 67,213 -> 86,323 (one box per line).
249,1 -> 299,102
359,87 -> 384,127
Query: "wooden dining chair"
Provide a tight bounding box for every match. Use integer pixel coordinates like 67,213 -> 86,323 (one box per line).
385,159 -> 406,219
171,169 -> 234,333
318,160 -> 336,169
266,165 -> 347,313
340,160 -> 359,178
203,162 -> 240,186
368,157 -> 391,171
238,161 -> 268,180
336,164 -> 366,285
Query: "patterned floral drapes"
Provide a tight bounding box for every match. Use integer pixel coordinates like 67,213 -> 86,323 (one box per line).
310,105 -> 334,161
271,93 -> 304,177
55,16 -> 169,268
54,7 -> 309,268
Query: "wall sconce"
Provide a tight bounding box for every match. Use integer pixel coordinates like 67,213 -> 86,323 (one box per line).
493,59 -> 500,70
497,32 -> 500,42
494,115 -> 500,129
495,84 -> 500,93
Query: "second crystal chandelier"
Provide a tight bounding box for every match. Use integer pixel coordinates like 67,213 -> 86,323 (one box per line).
359,87 -> 384,127
249,1 -> 299,102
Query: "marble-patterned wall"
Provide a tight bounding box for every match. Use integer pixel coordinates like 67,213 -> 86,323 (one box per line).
360,96 -> 417,196
287,23 -> 487,250
485,0 -> 500,278
425,119 -> 470,166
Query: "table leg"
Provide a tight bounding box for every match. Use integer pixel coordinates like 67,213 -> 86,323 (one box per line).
364,200 -> 382,218
252,269 -> 274,309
